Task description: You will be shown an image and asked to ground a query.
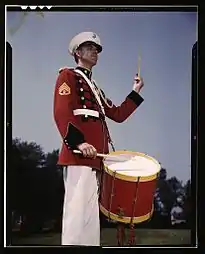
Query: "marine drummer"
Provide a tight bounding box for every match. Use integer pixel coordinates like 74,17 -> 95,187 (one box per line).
53,31 -> 144,246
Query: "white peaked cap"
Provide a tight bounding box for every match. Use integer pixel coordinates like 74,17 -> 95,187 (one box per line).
68,31 -> 102,55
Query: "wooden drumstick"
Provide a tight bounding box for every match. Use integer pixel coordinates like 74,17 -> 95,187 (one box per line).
137,54 -> 141,78
73,149 -> 109,158
73,150 -> 129,162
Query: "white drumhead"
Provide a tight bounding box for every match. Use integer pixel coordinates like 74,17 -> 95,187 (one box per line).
104,153 -> 160,177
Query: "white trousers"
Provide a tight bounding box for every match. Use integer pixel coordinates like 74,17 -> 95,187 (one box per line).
61,166 -> 100,246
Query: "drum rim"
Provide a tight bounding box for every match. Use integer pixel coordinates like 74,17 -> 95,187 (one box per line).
99,203 -> 154,224
103,150 -> 161,182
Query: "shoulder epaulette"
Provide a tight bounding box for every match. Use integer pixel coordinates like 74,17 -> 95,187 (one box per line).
58,66 -> 74,74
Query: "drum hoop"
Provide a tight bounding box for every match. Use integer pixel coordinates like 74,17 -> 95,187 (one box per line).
103,150 -> 161,182
99,203 -> 154,224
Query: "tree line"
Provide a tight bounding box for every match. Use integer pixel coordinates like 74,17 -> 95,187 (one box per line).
7,138 -> 191,237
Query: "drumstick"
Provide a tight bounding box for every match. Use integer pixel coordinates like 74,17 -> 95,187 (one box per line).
73,149 -> 109,158
137,54 -> 141,78
73,150 -> 130,162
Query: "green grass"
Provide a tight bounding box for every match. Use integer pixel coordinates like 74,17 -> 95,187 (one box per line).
10,228 -> 191,246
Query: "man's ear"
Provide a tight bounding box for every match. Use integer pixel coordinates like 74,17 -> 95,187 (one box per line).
75,49 -> 81,58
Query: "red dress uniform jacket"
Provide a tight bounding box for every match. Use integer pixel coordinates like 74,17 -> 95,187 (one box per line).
53,66 -> 144,170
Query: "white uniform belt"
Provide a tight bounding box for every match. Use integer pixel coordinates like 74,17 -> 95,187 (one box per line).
73,109 -> 100,118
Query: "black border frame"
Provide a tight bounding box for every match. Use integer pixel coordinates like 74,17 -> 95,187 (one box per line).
2,4 -> 201,251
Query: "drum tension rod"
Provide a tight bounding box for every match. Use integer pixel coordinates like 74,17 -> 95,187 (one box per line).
108,171 -> 116,222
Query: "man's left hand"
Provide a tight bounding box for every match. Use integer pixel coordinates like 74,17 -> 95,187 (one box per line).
133,74 -> 144,93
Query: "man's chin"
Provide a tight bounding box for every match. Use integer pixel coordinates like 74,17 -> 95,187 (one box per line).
90,60 -> 97,67
85,59 -> 97,68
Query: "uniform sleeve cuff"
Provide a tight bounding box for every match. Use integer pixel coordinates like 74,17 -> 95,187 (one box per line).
64,123 -> 85,149
128,90 -> 144,106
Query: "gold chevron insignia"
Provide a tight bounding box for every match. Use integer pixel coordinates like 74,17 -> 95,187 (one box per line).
59,82 -> 71,95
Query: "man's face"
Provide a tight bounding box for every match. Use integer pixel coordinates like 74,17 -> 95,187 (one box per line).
75,42 -> 99,66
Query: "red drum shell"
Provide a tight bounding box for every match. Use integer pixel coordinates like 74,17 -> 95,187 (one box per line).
99,151 -> 160,224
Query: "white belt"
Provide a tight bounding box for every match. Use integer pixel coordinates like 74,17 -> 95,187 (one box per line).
73,109 -> 100,118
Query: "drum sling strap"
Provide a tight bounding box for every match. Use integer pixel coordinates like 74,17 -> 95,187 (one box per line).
74,69 -> 116,153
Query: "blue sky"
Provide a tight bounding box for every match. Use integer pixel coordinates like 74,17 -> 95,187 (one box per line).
6,10 -> 197,183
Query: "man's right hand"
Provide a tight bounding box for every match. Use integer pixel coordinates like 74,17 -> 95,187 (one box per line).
77,142 -> 97,159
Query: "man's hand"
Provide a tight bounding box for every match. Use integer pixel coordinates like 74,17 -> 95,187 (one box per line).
133,74 -> 144,94
77,142 -> 97,159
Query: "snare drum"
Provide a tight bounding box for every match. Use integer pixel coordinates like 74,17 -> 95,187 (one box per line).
99,150 -> 161,224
